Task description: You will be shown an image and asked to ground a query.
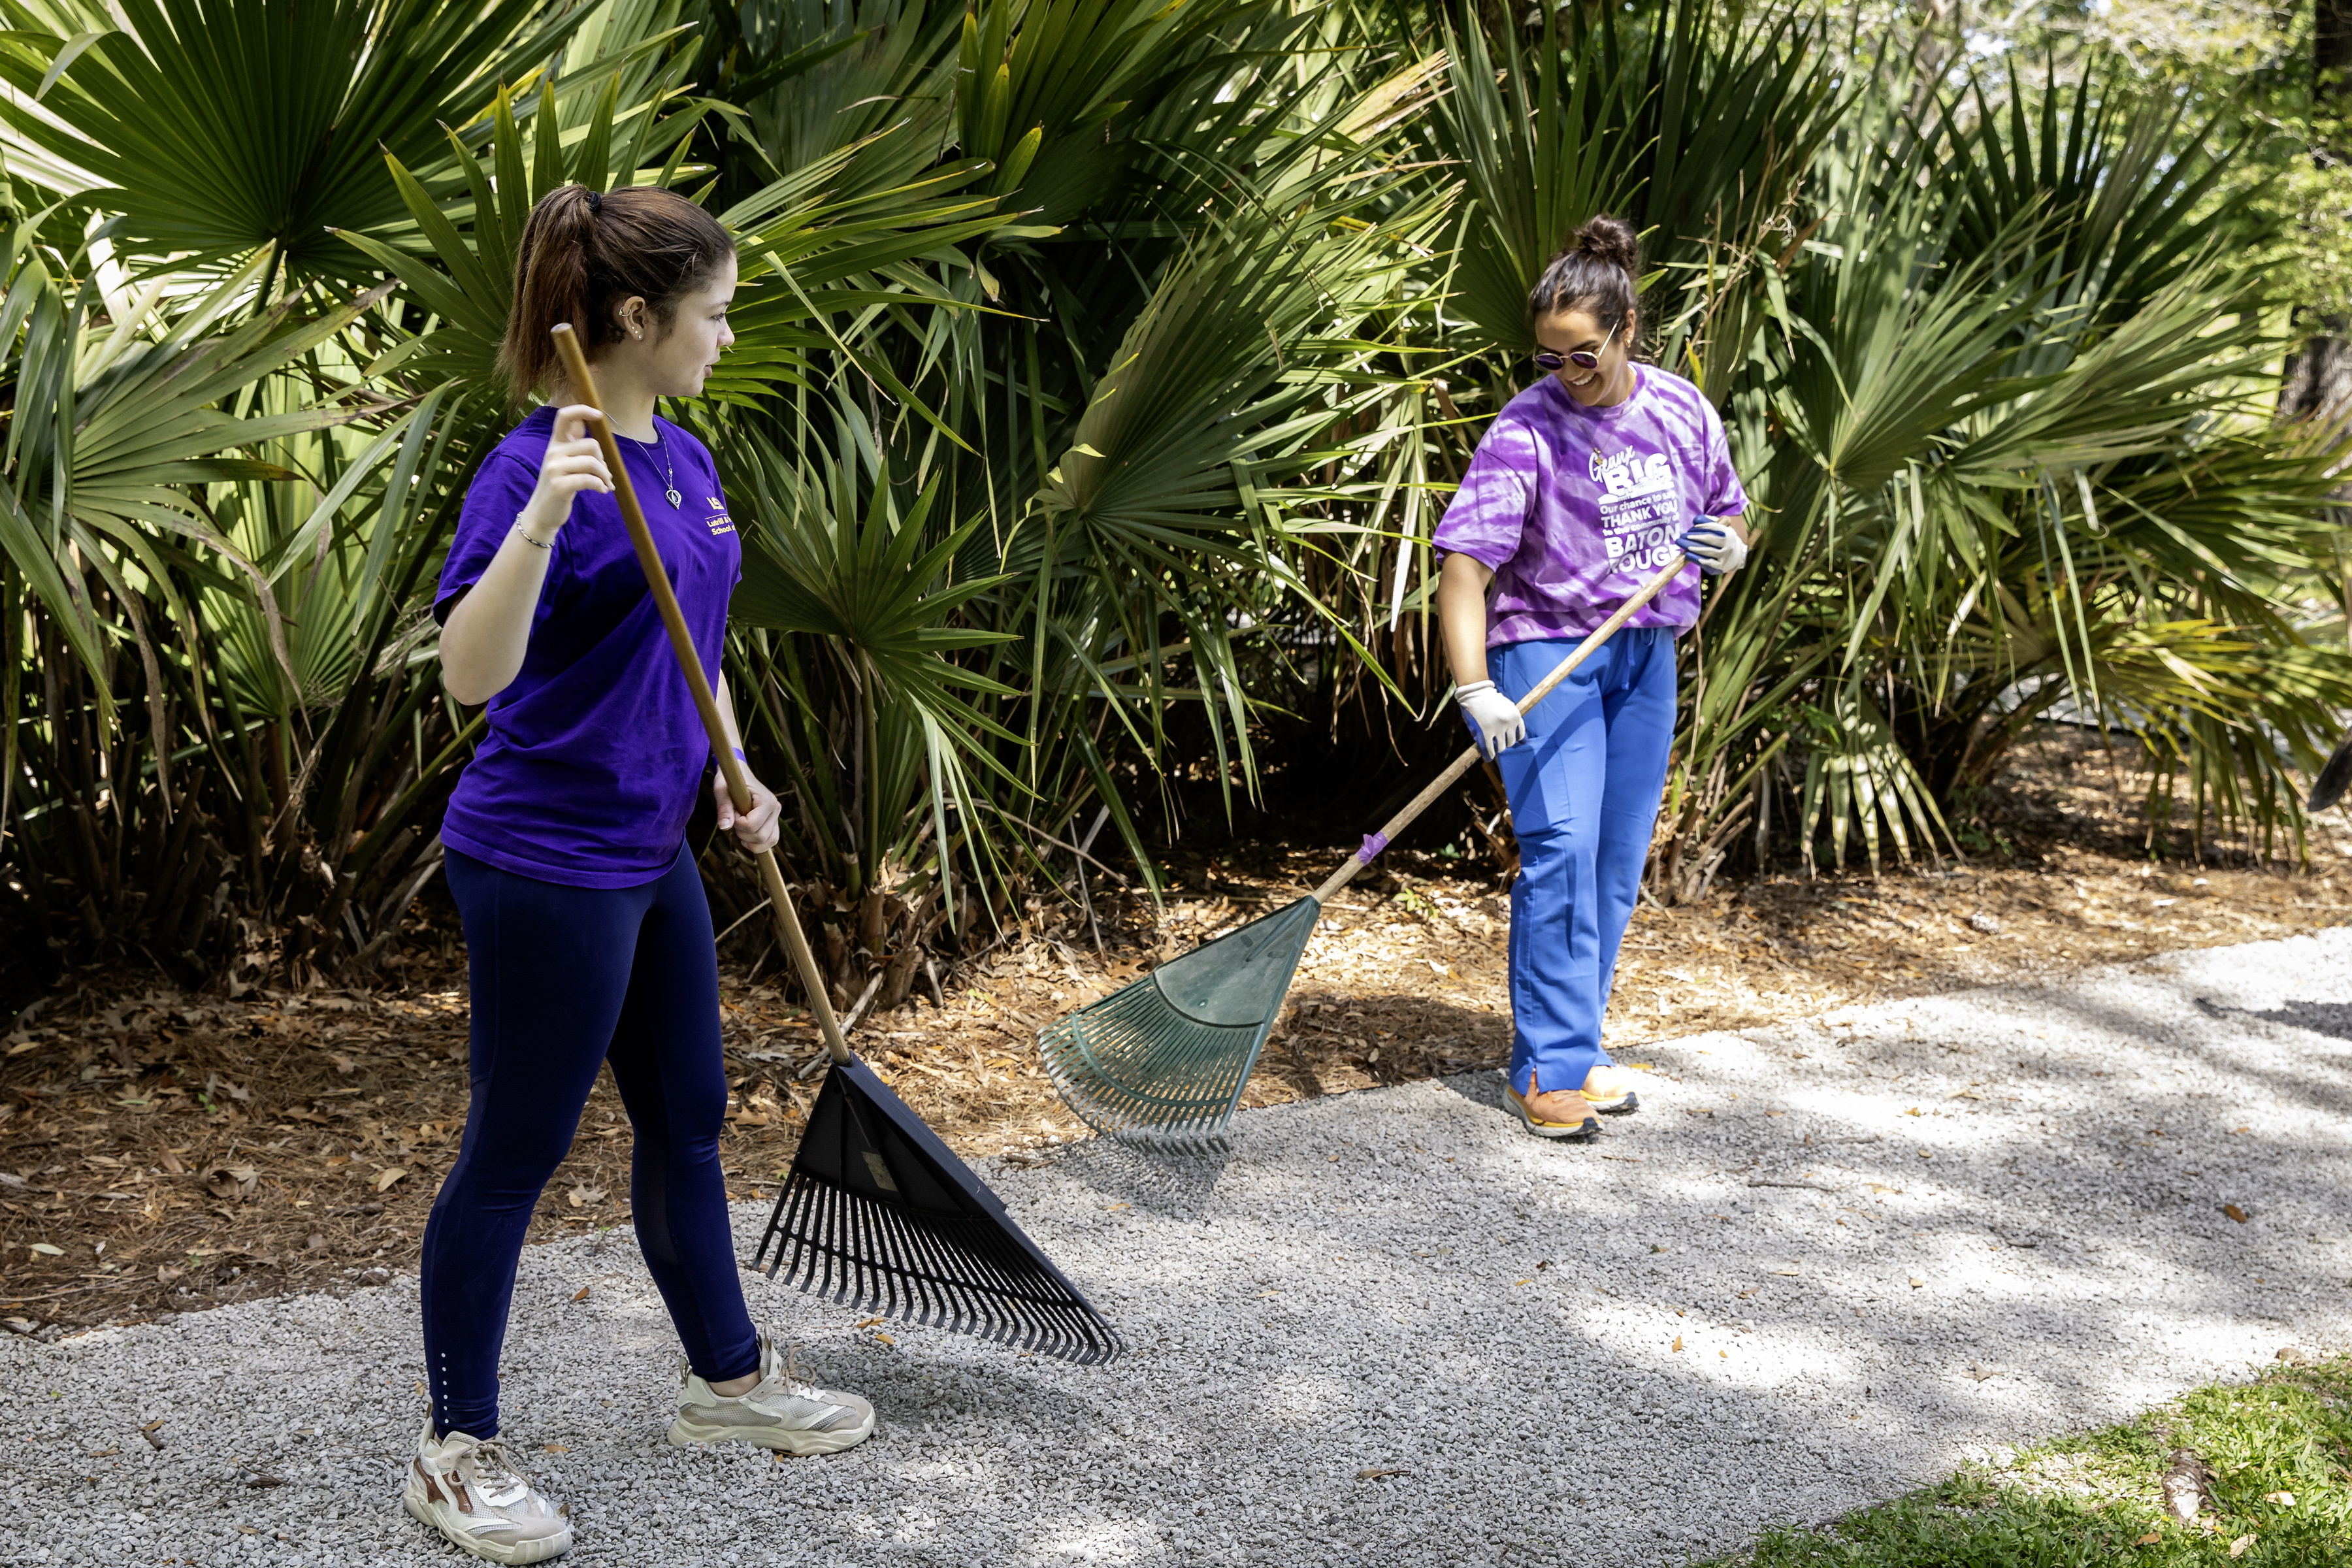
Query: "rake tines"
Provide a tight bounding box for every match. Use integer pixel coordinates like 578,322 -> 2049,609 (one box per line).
755,1056 -> 1122,1365
1036,898 -> 1321,1153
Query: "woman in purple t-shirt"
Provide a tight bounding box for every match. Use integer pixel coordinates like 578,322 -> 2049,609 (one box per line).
1433,216 -> 1752,1143
404,186 -> 873,1565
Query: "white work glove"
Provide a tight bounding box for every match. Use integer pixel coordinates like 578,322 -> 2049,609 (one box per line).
1676,515 -> 1748,576
1455,679 -> 1526,758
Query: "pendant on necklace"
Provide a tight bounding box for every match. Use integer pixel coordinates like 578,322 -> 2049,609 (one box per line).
663,483 -> 682,508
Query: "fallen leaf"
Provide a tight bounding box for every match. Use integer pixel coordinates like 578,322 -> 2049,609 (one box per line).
1670,1335 -> 1683,1352
2222,1203 -> 2249,1224
543,1444 -> 570,1454
873,1331 -> 897,1347
1357,1467 -> 1408,1480
205,1165 -> 259,1199
571,1285 -> 591,1303
373,1168 -> 407,1194
158,1150 -> 186,1174
2229,1534 -> 2254,1558
2135,1532 -> 2161,1545
566,1184 -> 604,1207
27,1242 -> 62,1256
854,1316 -> 885,1330
2264,1491 -> 2295,1507
1904,1107 -> 1921,1117
2162,1448 -> 2210,1524
1909,1277 -> 1925,1289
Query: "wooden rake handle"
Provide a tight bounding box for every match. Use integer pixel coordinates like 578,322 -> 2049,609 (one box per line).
549,324 -> 853,1065
1311,550 -> 1690,904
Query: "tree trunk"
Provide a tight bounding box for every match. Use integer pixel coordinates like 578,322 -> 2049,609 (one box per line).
2284,0 -> 2352,431
2281,328 -> 2352,429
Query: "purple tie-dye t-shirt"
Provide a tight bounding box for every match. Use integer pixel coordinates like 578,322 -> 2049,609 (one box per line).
1433,365 -> 1747,647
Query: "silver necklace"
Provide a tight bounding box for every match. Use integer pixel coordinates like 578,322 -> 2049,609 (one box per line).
621,427 -> 681,508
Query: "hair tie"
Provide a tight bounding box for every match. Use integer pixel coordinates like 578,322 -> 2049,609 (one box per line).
586,189 -> 602,213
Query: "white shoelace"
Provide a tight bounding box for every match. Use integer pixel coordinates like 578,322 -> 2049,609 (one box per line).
459,1438 -> 534,1507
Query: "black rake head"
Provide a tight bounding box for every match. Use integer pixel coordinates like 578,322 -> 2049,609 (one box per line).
2311,726 -> 2352,814
754,1054 -> 1121,1366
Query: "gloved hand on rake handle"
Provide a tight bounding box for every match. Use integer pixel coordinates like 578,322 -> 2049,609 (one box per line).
1675,515 -> 1748,577
1456,679 -> 1526,757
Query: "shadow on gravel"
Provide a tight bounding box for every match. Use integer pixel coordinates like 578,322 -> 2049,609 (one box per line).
1435,1066 -> 1511,1115
1049,1136 -> 1235,1220
2212,995 -> 2352,1043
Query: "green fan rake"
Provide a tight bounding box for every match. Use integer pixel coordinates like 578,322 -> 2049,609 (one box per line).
1037,552 -> 1690,1153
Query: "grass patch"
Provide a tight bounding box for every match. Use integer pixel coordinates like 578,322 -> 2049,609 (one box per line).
1701,1353 -> 2352,1565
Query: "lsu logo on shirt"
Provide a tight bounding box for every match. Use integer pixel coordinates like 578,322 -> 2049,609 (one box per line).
702,495 -> 735,537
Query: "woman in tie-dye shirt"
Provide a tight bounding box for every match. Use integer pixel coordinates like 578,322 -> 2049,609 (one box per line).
1433,214 -> 1752,1142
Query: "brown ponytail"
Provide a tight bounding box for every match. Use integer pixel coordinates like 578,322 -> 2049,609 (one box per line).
1526,214 -> 1640,338
498,185 -> 735,403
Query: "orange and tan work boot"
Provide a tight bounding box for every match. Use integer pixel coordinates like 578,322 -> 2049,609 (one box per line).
1580,1064 -> 1641,1115
1503,1074 -> 1601,1141
402,1421 -> 571,1563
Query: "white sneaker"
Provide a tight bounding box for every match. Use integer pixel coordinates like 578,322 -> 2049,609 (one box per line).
666,1326 -> 876,1455
402,1420 -> 572,1564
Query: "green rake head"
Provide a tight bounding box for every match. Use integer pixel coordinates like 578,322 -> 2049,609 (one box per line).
1036,897 -> 1320,1153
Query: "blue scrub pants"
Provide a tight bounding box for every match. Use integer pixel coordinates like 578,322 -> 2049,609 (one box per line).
1490,627 -> 1678,1100
423,846 -> 759,1440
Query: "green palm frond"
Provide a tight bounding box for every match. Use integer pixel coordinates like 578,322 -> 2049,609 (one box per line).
0,0 -> 593,278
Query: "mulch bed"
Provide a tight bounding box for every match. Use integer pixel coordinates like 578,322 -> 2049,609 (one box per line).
6,724 -> 2351,1335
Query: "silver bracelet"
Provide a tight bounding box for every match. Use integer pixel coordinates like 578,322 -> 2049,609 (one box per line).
512,519 -> 554,551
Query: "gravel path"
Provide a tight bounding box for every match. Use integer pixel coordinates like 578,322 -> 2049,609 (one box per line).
7,930 -> 2351,1567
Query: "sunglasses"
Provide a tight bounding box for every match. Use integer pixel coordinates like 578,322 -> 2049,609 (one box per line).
1533,321 -> 1619,373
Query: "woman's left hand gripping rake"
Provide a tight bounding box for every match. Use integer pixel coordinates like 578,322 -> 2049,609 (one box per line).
1036,553 -> 1690,1154
550,323 -> 1120,1365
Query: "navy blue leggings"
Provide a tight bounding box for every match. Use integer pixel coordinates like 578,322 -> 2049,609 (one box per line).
423,846 -> 759,1439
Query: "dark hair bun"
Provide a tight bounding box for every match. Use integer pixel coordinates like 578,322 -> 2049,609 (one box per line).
1571,214 -> 1639,274
1526,212 -> 1640,336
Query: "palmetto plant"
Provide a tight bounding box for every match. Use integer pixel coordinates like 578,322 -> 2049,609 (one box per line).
1654,68 -> 2352,893
0,0 -> 2342,1007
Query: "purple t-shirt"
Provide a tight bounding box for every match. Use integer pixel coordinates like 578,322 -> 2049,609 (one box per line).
1433,365 -> 1748,647
434,406 -> 741,888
